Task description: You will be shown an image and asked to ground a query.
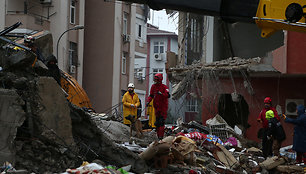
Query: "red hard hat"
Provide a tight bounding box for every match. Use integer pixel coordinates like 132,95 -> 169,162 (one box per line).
264,97 -> 272,104
154,73 -> 163,82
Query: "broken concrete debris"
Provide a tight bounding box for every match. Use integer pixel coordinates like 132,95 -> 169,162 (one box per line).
0,89 -> 25,166
0,39 -> 305,173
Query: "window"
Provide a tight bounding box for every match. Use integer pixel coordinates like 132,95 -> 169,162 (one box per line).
153,41 -> 164,54
152,69 -> 163,80
186,98 -> 198,112
134,68 -> 143,79
123,13 -> 128,35
122,54 -> 126,74
189,15 -> 203,53
69,42 -> 78,66
190,18 -> 200,52
70,0 -> 76,24
186,14 -> 204,65
138,24 -> 142,38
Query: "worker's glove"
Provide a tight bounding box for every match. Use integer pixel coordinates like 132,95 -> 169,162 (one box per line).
130,104 -> 135,108
157,91 -> 162,95
282,114 -> 287,120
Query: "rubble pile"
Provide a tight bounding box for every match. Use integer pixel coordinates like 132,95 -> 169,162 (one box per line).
0,68 -> 149,173
170,57 -> 262,73
0,67 -> 83,173
0,33 -> 305,174
168,57 -> 274,99
113,115 -> 304,174
0,39 -> 149,173
70,105 -> 148,173
14,139 -> 81,173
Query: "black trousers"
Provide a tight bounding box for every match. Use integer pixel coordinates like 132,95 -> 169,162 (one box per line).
262,129 -> 273,158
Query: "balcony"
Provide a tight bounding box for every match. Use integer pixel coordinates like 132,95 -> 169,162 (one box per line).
6,13 -> 50,32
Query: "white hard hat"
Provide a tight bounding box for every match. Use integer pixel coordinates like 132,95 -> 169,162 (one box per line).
24,35 -> 34,43
128,83 -> 135,88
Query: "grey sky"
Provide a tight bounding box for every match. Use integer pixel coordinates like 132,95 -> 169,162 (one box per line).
148,10 -> 178,34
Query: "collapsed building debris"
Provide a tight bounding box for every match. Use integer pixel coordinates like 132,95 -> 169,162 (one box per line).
0,69 -> 149,173
0,71 -> 82,173
0,28 -> 305,173
169,56 -> 277,100
0,32 -> 148,173
0,64 -> 305,173
70,105 -> 148,173
0,89 -> 25,165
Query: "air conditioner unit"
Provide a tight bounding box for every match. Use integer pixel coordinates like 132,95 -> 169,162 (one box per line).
285,99 -> 304,115
153,53 -> 162,61
70,65 -> 76,74
123,34 -> 130,42
40,0 -> 52,4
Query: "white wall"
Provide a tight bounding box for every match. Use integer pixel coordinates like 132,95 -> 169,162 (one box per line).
134,89 -> 146,116
205,16 -> 214,63
170,38 -> 178,54
77,0 -> 85,86
51,0 -> 69,70
135,14 -> 147,45
134,53 -> 147,78
112,2 -> 122,109
129,4 -> 136,83
149,37 -> 168,88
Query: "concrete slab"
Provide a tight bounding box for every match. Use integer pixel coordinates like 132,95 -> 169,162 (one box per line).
0,89 -> 25,165
37,77 -> 74,146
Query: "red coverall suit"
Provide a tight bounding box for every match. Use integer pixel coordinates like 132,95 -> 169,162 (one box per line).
257,97 -> 280,157
147,74 -> 170,139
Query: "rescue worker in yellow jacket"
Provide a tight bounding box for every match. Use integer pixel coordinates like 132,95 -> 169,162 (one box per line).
122,83 -> 140,125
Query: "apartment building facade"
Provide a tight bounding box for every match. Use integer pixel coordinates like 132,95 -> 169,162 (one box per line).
133,5 -> 149,113
146,24 -> 184,123
83,1 -> 149,113
0,0 -> 85,84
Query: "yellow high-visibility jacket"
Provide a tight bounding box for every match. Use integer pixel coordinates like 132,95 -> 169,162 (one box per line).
122,91 -> 140,124
147,100 -> 156,128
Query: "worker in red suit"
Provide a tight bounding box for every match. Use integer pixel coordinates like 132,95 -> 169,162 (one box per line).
146,73 -> 170,140
257,97 -> 280,158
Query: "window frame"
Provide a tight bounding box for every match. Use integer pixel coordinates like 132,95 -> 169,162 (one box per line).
123,13 -> 128,35
153,41 -> 165,54
138,24 -> 142,38
69,41 -> 78,66
122,54 -> 127,74
70,0 -> 76,24
186,98 -> 198,112
152,68 -> 163,80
